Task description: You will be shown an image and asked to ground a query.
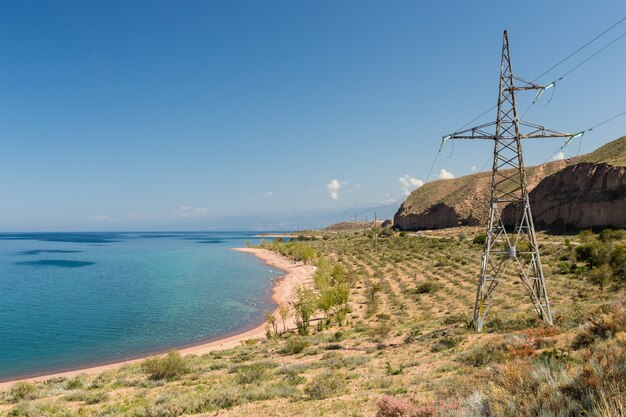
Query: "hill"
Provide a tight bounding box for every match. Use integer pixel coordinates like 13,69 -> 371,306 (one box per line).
394,135 -> 626,231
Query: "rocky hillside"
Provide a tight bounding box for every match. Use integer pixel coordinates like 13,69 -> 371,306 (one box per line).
394,135 -> 626,231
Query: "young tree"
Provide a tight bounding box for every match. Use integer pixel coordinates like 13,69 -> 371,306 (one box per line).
588,264 -> 613,292
278,303 -> 290,333
264,311 -> 278,338
293,286 -> 318,335
331,264 -> 347,285
367,281 -> 383,302
318,288 -> 335,324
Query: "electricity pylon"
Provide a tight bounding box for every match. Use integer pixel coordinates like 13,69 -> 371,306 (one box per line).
441,31 -> 576,331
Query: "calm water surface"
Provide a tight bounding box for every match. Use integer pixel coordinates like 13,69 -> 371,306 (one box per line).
0,232 -> 283,381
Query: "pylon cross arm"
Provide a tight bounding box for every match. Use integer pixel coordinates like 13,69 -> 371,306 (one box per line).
443,121 -> 574,142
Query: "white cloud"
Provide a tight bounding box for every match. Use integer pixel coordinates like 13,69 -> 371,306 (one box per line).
326,179 -> 341,200
551,151 -> 565,161
438,169 -> 455,179
471,165 -> 477,171
128,211 -> 158,220
399,174 -> 424,196
92,214 -> 111,222
176,206 -> 208,217
266,191 -> 274,196
383,194 -> 397,204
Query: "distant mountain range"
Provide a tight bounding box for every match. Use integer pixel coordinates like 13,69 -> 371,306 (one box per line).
168,204 -> 400,232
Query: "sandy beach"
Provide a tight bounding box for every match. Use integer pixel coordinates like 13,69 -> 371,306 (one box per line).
0,248 -> 315,389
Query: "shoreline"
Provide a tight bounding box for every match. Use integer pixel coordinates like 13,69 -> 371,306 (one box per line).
0,247 -> 315,389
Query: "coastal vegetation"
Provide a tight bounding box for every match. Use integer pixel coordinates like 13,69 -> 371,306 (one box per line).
1,228 -> 625,416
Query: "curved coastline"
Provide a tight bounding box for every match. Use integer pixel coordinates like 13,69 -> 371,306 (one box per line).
0,247 -> 315,388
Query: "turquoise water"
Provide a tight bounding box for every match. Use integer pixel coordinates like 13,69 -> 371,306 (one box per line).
0,232 -> 282,381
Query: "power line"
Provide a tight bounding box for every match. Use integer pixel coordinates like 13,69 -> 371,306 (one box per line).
585,110 -> 626,132
532,16 -> 626,82
424,148 -> 441,183
555,31 -> 626,81
447,18 -> 626,135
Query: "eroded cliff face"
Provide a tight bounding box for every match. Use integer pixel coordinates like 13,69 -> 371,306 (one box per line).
502,163 -> 626,229
393,202 -> 481,230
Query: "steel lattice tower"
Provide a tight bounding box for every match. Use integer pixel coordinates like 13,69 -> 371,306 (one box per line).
441,31 -> 576,331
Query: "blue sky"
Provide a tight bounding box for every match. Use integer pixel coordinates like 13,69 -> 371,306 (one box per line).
0,1 -> 624,230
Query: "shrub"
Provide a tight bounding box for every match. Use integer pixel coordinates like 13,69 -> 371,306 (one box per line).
414,281 -> 442,295
473,233 -> 486,245
233,363 -> 269,385
459,342 -> 507,367
208,386 -> 242,409
404,325 -> 421,344
376,396 -> 418,417
431,336 -> 459,352
140,351 -> 190,381
610,244 -> 626,280
462,341 -> 626,416
280,336 -> 309,355
599,228 -> 625,242
6,382 -> 36,403
385,362 -> 403,376
304,371 -> 347,399
572,299 -> 626,349
65,377 -> 84,390
280,368 -> 306,386
7,402 -> 41,417
84,391 -> 108,404
588,264 -> 613,291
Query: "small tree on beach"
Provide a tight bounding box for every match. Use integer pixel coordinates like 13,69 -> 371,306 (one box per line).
264,311 -> 278,338
278,303 -> 290,333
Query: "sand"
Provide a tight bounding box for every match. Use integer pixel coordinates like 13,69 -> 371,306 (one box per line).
0,248 -> 315,389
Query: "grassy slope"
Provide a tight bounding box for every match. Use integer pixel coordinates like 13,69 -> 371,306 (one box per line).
576,135 -> 626,166
400,135 -> 626,222
1,229 -> 624,416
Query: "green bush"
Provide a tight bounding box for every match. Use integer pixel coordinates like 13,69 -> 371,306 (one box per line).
599,228 -> 625,242
610,244 -> 626,280
459,343 -> 507,367
84,391 -> 108,405
588,264 -> 613,291
233,363 -> 269,385
431,336 -> 459,352
208,386 -> 242,409
140,351 -> 190,381
304,371 -> 347,399
414,281 -> 442,294
5,382 -> 36,403
473,233 -> 486,245
280,336 -> 309,355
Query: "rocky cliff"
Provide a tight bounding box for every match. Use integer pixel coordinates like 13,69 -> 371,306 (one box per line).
394,136 -> 626,231
502,162 -> 626,229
